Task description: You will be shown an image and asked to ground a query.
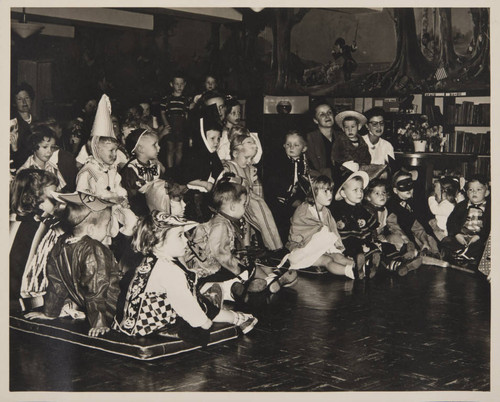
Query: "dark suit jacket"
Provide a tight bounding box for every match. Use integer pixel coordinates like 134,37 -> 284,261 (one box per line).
305,128 -> 334,179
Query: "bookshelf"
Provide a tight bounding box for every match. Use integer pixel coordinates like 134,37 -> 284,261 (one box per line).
311,93 -> 490,181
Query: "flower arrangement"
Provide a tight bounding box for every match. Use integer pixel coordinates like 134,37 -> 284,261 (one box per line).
396,115 -> 446,152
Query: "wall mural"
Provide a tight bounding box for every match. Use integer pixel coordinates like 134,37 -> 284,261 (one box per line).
11,8 -> 489,108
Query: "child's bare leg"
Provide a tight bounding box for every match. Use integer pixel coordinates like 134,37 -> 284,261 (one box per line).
175,142 -> 183,167
166,141 -> 175,168
214,309 -> 258,334
314,254 -> 354,278
255,265 -> 274,278
213,309 -> 236,323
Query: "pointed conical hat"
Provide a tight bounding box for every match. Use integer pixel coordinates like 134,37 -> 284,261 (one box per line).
90,94 -> 115,139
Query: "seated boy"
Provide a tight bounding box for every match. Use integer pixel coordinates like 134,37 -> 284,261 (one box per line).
121,128 -> 170,217
386,170 -> 439,256
266,130 -> 311,243
331,170 -> 381,279
331,110 -> 371,176
441,175 -> 490,269
363,179 -> 423,276
185,178 -> 296,302
25,192 -> 127,337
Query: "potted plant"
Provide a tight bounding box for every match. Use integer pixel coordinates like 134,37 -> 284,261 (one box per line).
396,115 -> 446,152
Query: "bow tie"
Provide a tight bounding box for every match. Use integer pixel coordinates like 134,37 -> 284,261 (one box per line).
136,164 -> 158,177
468,202 -> 485,210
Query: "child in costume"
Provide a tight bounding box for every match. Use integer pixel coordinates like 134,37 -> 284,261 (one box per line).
114,211 -> 258,340
25,192 -> 126,338
363,179 -> 423,276
222,133 -> 283,252
10,170 -> 59,308
386,170 -> 440,256
331,110 -> 371,174
17,126 -> 66,191
121,128 -> 171,217
266,130 -> 311,243
181,106 -> 224,222
286,175 -> 356,278
331,170 -> 381,279
186,178 -> 297,302
441,175 -> 491,269
428,177 -> 459,241
76,94 -> 137,242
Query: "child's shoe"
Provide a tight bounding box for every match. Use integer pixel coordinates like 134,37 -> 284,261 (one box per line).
234,312 -> 258,334
267,269 -> 299,294
397,256 -> 423,277
246,278 -> 268,293
230,281 -> 249,303
355,253 -> 366,280
277,269 -> 298,288
368,252 -> 381,278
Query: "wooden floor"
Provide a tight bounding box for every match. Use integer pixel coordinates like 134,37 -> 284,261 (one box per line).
10,265 -> 490,392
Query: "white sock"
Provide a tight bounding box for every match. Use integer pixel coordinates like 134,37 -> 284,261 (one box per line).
344,262 -> 355,280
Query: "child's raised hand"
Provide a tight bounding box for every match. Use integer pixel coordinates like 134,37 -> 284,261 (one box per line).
455,233 -> 467,246
250,166 -> 258,182
25,311 -> 56,321
88,326 -> 110,337
468,235 -> 480,245
334,240 -> 345,251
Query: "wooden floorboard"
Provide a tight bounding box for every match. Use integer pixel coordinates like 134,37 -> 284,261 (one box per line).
9,265 -> 490,392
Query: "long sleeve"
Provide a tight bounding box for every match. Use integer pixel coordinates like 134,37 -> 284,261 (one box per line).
208,222 -> 241,275
150,261 -> 209,328
43,254 -> 69,318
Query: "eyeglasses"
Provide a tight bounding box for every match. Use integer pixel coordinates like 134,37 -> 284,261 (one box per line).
369,121 -> 385,127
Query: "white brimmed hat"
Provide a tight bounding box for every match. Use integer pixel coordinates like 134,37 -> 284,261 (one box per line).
335,170 -> 370,201
334,110 -> 367,128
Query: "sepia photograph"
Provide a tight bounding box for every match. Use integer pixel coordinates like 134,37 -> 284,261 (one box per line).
5,2 -> 496,400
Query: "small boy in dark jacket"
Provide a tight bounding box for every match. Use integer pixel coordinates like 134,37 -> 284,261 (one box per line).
386,170 -> 440,256
441,175 -> 490,269
266,130 -> 311,243
331,170 -> 381,279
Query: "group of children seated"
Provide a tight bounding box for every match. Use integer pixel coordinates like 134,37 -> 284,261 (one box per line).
9,76 -> 491,345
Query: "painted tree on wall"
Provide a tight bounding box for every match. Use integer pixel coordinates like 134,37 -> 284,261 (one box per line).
378,8 -> 434,93
270,8 -> 309,91
438,8 -> 461,72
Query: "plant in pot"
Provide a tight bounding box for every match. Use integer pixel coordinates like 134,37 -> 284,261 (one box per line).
396,115 -> 445,152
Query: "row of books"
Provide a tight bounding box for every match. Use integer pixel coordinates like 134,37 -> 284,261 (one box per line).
444,102 -> 490,126
443,130 -> 490,154
474,157 -> 491,177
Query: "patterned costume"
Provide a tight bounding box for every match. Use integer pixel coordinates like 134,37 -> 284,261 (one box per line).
441,198 -> 491,265
330,200 -> 380,259
222,160 -> 282,251
114,255 -> 220,337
